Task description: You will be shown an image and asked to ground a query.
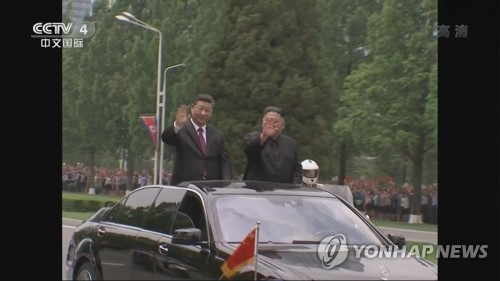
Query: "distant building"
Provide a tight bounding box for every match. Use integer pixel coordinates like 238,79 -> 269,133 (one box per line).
62,0 -> 93,23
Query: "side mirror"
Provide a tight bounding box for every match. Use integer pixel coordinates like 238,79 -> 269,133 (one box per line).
104,201 -> 116,207
172,228 -> 202,245
387,233 -> 406,249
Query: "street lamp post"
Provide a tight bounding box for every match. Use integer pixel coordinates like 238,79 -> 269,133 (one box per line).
115,12 -> 163,185
159,63 -> 185,184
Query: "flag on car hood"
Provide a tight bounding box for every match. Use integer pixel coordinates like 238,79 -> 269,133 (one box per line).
140,115 -> 158,151
221,227 -> 257,279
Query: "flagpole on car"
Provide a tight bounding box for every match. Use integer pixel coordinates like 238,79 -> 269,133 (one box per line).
254,220 -> 261,281
219,224 -> 260,280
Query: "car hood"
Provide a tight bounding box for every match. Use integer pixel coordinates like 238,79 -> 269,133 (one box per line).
256,245 -> 437,280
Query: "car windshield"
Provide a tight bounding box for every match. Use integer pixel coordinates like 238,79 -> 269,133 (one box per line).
214,194 -> 383,245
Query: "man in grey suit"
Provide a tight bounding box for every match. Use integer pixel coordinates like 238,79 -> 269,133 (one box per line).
243,106 -> 302,184
162,94 -> 232,185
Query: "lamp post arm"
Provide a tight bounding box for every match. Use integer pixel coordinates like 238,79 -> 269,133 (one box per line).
162,63 -> 185,93
116,13 -> 160,33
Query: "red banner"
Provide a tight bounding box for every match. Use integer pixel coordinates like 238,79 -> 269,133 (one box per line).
140,115 -> 158,151
221,227 -> 256,279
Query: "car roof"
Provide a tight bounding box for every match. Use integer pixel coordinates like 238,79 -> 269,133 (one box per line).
177,180 -> 337,197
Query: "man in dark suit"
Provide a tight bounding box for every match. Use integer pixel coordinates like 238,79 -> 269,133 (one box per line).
243,106 -> 302,184
162,94 -> 232,185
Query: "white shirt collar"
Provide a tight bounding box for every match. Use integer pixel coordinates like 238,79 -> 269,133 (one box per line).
191,119 -> 206,132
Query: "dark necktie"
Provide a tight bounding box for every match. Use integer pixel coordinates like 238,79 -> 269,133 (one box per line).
197,128 -> 207,156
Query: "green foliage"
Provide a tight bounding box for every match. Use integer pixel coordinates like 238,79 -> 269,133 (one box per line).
70,200 -> 86,212
62,192 -> 119,212
193,0 -> 334,175
63,199 -> 110,212
63,0 -> 437,188
342,0 -> 437,212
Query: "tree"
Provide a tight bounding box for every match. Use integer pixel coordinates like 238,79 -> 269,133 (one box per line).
63,0 -> 136,190
343,0 -> 437,223
62,0 -> 436,199
194,0 -> 335,176
317,0 -> 382,184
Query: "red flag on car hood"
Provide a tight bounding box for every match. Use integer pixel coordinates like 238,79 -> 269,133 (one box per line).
221,227 -> 257,279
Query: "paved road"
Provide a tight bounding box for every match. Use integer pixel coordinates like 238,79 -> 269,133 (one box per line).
63,219 -> 80,280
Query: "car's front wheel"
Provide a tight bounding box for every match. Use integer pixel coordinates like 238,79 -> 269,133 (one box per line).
76,262 -> 97,280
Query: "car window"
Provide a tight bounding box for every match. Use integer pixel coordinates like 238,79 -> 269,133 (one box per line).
171,211 -> 195,230
103,187 -> 160,227
177,191 -> 208,241
214,194 -> 382,245
319,185 -> 354,206
143,187 -> 186,235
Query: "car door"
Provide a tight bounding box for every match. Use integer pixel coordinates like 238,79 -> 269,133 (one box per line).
154,190 -> 219,280
133,187 -> 187,279
96,187 -> 160,280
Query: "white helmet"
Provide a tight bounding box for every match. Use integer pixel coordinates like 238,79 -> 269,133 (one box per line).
301,159 -> 319,186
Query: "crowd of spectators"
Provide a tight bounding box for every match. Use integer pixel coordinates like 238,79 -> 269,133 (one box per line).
341,177 -> 438,224
62,162 -> 163,196
62,163 -> 437,224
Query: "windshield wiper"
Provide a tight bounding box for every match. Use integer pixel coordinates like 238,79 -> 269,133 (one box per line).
291,240 -> 320,244
259,241 -> 287,244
